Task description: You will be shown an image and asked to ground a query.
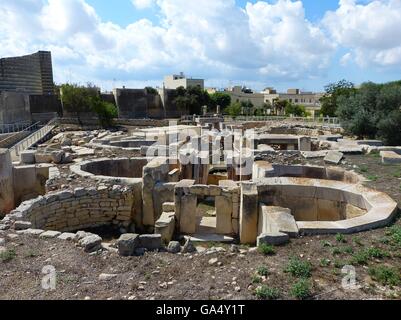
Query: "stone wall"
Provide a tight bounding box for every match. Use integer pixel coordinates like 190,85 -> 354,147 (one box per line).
0,149 -> 14,216
5,185 -> 137,232
29,94 -> 62,118
0,91 -> 31,125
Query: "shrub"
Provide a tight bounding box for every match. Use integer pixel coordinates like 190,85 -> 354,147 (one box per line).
257,266 -> 270,277
251,275 -> 262,284
320,258 -> 331,267
291,279 -> 312,300
258,243 -> 276,256
388,225 -> 401,246
351,251 -> 369,265
365,247 -> 389,259
255,285 -> 281,300
368,266 -> 401,286
0,249 -> 16,262
285,257 -> 312,278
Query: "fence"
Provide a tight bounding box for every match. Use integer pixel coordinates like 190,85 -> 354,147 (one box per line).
0,121 -> 33,134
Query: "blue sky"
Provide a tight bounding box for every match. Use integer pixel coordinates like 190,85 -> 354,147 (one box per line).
1,0 -> 401,92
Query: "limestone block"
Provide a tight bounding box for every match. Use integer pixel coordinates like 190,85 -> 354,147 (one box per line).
239,183 -> 258,245
117,233 -> 139,256
179,194 -> 197,234
79,234 -> 102,253
317,199 -> 343,221
190,185 -> 209,196
58,233 -> 77,241
0,149 -> 14,215
298,137 -> 312,152
39,230 -> 61,239
155,212 -> 176,244
257,232 -> 289,246
20,150 -> 37,164
14,221 -> 32,230
167,241 -> 181,253
324,151 -> 344,165
381,151 -> 401,164
258,205 -> 298,238
139,234 -> 162,250
216,196 -> 233,234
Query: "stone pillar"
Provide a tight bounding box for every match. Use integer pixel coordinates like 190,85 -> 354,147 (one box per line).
174,179 -> 196,234
216,195 -> 232,234
239,182 -> 258,245
298,136 -> 312,151
0,149 -> 15,216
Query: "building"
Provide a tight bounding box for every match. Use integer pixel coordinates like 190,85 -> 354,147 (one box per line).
225,86 -> 265,107
262,88 -> 324,116
0,51 -> 54,95
163,72 -> 204,90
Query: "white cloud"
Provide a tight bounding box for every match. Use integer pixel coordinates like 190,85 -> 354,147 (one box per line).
323,0 -> 401,68
131,0 -> 155,9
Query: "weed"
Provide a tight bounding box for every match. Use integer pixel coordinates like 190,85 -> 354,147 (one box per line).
251,275 -> 262,284
285,257 -> 312,278
368,266 -> 401,286
255,285 -> 281,300
291,279 -> 312,300
320,258 -> 331,267
256,266 -> 269,277
335,234 -> 347,243
0,249 -> 16,262
258,243 -> 276,256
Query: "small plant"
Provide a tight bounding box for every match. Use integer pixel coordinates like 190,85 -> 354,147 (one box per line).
334,259 -> 346,269
321,240 -> 333,248
365,247 -> 389,259
368,266 -> 401,286
285,257 -> 312,278
0,249 -> 16,262
367,175 -> 378,181
251,275 -> 262,284
352,237 -> 363,246
257,266 -> 270,277
343,246 -> 354,255
335,233 -> 347,243
332,247 -> 342,256
388,225 -> 401,246
25,250 -> 40,258
258,243 -> 276,256
320,258 -> 331,267
255,285 -> 281,300
393,170 -> 401,178
351,250 -> 369,265
359,165 -> 369,173
291,279 -> 312,300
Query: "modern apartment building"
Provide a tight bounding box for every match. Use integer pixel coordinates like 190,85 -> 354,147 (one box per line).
0,51 -> 54,95
163,72 -> 204,90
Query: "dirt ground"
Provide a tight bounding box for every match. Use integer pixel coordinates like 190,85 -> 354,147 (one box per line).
1,138 -> 401,300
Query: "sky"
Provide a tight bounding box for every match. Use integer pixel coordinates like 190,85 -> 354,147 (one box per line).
1,0 -> 401,93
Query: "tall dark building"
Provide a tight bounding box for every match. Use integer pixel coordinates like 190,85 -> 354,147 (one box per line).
0,51 -> 54,95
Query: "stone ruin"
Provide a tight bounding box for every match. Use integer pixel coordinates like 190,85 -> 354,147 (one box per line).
0,122 -> 399,255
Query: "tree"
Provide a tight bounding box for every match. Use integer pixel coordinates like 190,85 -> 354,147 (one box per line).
273,99 -> 289,115
240,100 -> 254,115
90,96 -> 118,128
285,104 -> 308,117
225,102 -> 242,118
336,80 -> 401,144
210,92 -> 231,112
145,87 -> 158,95
173,86 -> 211,115
60,84 -> 97,124
320,79 -> 356,117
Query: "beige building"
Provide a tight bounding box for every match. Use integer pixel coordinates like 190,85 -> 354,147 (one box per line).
163,72 -> 204,90
225,86 -> 265,107
262,88 -> 324,116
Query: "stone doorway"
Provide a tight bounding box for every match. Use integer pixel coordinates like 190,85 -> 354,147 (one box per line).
195,196 -> 216,234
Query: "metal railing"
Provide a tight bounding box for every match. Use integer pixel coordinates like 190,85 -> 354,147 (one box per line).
9,118 -> 59,161
0,121 -> 41,147
224,115 -> 341,127
0,121 -> 33,134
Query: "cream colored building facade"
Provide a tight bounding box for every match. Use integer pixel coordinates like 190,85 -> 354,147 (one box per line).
163,73 -> 204,90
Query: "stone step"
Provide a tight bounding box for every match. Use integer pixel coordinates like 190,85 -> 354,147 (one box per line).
184,234 -> 235,243
155,212 -> 176,244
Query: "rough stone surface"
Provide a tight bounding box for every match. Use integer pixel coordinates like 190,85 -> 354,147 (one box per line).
79,234 -> 102,253
139,234 -> 162,250
57,233 -> 77,241
117,233 -> 139,256
167,241 -> 181,254
39,230 -> 61,239
14,221 -> 32,230
182,237 -> 196,253
257,232 -> 289,246
324,151 -> 344,164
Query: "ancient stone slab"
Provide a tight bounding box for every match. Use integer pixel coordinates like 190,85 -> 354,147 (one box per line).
380,151 -> 401,164
155,212 -> 175,244
179,194 -> 197,234
257,232 -> 289,246
57,233 -> 77,241
139,234 -> 162,250
117,233 -> 139,256
324,151 -> 344,165
216,195 -> 233,235
162,202 -> 175,213
79,234 -> 102,253
20,150 -> 37,164
14,221 -> 32,230
239,183 -> 258,245
258,205 -> 299,238
39,230 -> 61,239
167,241 -> 181,253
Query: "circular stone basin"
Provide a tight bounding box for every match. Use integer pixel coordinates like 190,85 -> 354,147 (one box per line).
255,177 -> 398,234
71,157 -> 148,183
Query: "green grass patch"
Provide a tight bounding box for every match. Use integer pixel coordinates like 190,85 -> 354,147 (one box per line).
255,285 -> 281,300
352,237 -> 364,246
258,243 -> 276,256
368,266 -> 401,286
285,257 -> 312,278
0,249 -> 16,262
251,275 -> 262,284
367,175 -> 378,181
321,240 -> 333,248
291,279 -> 312,300
359,165 -> 369,173
393,170 -> 401,178
388,225 -> 401,246
351,247 -> 390,265
335,233 -> 347,243
320,258 -> 331,267
256,265 -> 270,277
